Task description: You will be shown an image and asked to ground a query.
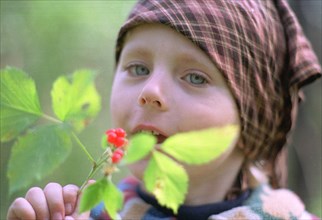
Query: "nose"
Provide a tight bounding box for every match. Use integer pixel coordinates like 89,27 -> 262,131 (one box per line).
138,76 -> 168,111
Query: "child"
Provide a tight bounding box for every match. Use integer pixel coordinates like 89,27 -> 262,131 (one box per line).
7,0 -> 321,219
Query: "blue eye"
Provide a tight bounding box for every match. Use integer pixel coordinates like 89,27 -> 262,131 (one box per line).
128,64 -> 150,76
184,73 -> 208,85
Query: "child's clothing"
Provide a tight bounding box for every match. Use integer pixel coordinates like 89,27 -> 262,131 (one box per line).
90,176 -> 318,220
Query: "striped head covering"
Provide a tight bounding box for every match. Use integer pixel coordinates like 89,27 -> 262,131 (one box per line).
115,0 -> 321,184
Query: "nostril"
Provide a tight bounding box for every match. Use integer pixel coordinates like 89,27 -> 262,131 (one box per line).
153,100 -> 162,108
138,96 -> 165,110
139,98 -> 147,105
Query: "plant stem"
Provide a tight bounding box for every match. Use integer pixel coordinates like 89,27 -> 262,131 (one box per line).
41,114 -> 96,164
79,155 -> 108,192
41,113 -> 63,124
72,132 -> 95,163
79,164 -> 96,192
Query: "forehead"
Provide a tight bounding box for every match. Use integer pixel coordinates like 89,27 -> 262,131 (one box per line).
122,24 -> 216,66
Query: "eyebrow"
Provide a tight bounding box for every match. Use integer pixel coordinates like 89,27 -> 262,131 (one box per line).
175,53 -> 215,73
120,45 -> 152,61
121,44 -> 215,74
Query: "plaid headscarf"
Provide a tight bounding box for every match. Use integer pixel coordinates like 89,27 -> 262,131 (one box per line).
115,0 -> 321,173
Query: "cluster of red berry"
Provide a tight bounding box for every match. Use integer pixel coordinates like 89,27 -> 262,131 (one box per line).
105,128 -> 128,164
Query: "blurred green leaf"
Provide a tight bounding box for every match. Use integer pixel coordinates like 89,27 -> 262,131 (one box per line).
103,179 -> 123,219
161,125 -> 239,164
7,124 -> 72,194
0,67 -> 42,142
79,178 -> 107,213
101,134 -> 108,150
51,70 -> 101,132
80,178 -> 123,219
124,133 -> 157,164
144,151 -> 188,214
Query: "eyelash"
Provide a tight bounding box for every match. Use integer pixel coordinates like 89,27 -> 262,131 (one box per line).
125,63 -> 150,76
124,63 -> 209,86
183,72 -> 209,86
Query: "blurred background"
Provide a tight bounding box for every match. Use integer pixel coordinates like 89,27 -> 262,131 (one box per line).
0,0 -> 321,219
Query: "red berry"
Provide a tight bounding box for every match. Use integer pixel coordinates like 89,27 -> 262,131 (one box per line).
111,149 -> 124,163
105,129 -> 115,135
107,132 -> 117,145
114,149 -> 124,157
105,128 -> 127,147
115,128 -> 126,138
114,137 -> 126,148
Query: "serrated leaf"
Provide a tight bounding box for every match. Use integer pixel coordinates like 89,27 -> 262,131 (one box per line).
51,70 -> 101,132
7,124 -> 72,194
124,133 -> 157,164
79,178 -> 123,220
0,67 -> 42,142
144,151 -> 188,214
161,125 -> 239,165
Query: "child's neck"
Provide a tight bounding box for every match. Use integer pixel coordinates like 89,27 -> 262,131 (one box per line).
184,148 -> 244,206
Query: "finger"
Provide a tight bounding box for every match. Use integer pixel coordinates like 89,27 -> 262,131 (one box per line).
73,210 -> 91,220
25,187 -> 50,220
7,197 -> 36,220
44,183 -> 64,220
62,184 -> 79,215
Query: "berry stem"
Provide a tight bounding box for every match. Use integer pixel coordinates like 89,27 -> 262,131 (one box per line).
79,152 -> 110,192
79,164 -> 96,192
72,132 -> 95,163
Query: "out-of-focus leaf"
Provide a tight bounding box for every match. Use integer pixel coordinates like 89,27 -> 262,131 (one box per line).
103,179 -> 123,219
79,178 -> 107,213
161,125 -> 239,164
0,67 -> 42,142
101,134 -> 108,150
7,124 -> 72,194
144,151 -> 188,214
51,70 -> 101,132
124,133 -> 156,164
79,178 -> 123,220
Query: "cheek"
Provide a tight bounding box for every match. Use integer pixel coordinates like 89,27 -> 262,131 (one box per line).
110,80 -> 130,127
177,97 -> 239,131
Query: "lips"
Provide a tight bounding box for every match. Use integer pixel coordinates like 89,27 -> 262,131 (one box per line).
132,124 -> 168,144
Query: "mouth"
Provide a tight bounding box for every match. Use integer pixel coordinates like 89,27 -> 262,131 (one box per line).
132,125 -> 168,144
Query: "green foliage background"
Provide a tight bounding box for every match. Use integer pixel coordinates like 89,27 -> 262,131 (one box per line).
0,0 -> 321,219
0,1 -> 135,218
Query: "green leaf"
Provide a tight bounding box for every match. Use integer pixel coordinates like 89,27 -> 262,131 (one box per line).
79,178 -> 123,220
79,178 -> 107,213
0,67 -> 42,142
144,151 -> 188,214
51,69 -> 101,132
101,134 -> 108,150
161,125 -> 239,164
7,124 -> 72,194
124,133 -> 157,164
102,179 -> 123,219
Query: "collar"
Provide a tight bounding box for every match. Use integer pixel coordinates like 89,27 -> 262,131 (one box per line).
136,185 -> 251,220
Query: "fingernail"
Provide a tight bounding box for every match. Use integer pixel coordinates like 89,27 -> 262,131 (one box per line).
65,203 -> 73,214
53,212 -> 62,220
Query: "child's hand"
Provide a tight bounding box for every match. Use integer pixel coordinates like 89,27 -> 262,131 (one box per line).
7,182 -> 90,220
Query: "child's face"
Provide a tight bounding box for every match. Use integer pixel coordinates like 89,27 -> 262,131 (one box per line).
110,24 -> 240,179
